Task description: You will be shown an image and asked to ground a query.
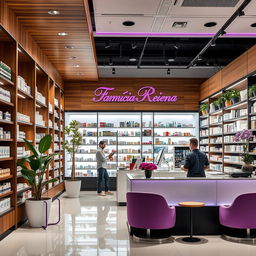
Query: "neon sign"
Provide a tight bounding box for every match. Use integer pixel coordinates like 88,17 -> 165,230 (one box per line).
92,86 -> 178,103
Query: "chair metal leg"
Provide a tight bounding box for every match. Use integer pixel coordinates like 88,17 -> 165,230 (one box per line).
42,198 -> 61,230
222,228 -> 256,244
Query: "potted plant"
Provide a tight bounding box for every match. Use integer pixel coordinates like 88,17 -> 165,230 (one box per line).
249,84 -> 256,98
235,130 -> 254,173
64,120 -> 83,197
199,103 -> 208,116
139,162 -> 158,179
230,89 -> 240,104
18,135 -> 57,227
212,100 -> 220,111
223,91 -> 233,107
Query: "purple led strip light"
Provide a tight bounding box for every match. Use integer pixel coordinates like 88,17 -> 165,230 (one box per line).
96,32 -> 256,37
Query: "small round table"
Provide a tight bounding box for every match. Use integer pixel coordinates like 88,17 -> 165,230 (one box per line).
178,201 -> 205,243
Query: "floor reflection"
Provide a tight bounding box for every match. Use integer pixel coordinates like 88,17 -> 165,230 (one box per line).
1,192 -> 256,256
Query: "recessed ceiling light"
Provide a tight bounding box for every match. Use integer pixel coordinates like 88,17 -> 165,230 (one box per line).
251,23 -> 256,28
69,56 -> 77,60
73,64 -> 80,68
204,22 -> 217,28
48,10 -> 60,15
65,45 -> 74,49
173,44 -> 179,50
58,32 -> 68,36
129,58 -> 137,62
168,58 -> 175,62
122,21 -> 135,27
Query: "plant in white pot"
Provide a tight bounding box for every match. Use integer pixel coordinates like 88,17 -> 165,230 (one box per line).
18,135 -> 57,227
64,120 -> 82,197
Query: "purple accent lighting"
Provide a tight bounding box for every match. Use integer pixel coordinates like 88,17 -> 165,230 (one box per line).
95,32 -> 256,37
92,86 -> 178,103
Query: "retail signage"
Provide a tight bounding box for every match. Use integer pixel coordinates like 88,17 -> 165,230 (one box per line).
92,86 -> 178,103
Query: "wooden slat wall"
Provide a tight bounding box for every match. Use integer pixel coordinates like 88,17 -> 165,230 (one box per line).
65,78 -> 204,111
248,45 -> 256,75
221,52 -> 248,87
0,1 -> 63,88
208,72 -> 222,96
200,44 -> 256,100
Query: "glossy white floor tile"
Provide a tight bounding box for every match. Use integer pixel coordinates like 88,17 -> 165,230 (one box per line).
1,192 -> 256,256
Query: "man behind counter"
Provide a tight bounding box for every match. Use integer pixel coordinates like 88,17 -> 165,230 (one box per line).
181,138 -> 209,177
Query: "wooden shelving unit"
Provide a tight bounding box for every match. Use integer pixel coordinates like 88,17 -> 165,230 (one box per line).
199,73 -> 256,174
0,26 -> 65,236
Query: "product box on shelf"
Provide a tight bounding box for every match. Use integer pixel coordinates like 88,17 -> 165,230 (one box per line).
0,168 -> 11,177
0,87 -> 11,102
17,112 -> 30,123
0,181 -> 11,194
18,76 -> 31,95
0,61 -> 11,81
0,197 -> 11,214
0,111 -> 11,121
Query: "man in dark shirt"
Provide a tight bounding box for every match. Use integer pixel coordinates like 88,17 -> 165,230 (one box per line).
181,138 -> 209,177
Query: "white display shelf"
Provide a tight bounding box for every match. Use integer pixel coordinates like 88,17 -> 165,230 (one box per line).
65,111 -> 199,177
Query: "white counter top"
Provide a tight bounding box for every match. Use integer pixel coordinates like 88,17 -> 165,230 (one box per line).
127,171 -> 256,180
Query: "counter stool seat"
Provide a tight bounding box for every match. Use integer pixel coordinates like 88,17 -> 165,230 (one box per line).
178,201 -> 205,243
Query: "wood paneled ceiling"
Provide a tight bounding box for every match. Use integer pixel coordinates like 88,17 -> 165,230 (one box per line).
4,0 -> 98,81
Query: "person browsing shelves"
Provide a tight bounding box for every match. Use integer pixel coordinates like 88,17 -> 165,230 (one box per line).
180,138 -> 209,177
96,141 -> 115,196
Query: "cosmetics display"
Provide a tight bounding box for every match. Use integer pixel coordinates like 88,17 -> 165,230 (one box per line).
0,146 -> 10,158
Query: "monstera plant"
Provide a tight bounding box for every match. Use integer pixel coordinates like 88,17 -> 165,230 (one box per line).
17,134 -> 58,227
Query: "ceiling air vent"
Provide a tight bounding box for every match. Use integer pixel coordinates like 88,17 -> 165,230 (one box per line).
181,0 -> 240,7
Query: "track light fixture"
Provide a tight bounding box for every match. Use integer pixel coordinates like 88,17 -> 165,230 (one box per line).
211,40 -> 216,47
112,68 -> 116,75
105,41 -> 111,49
198,55 -> 202,61
167,68 -> 170,75
239,10 -> 245,16
173,44 -> 179,50
131,42 -> 137,49
109,58 -> 113,66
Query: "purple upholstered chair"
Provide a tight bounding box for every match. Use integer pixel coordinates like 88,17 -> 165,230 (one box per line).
126,192 -> 176,240
219,193 -> 256,240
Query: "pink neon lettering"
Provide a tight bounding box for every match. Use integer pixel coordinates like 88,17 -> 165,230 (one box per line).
92,86 -> 178,103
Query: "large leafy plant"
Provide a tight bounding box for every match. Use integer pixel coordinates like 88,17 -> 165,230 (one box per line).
18,135 -> 57,200
64,120 -> 82,181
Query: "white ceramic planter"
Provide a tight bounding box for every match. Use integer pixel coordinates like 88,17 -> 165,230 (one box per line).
25,198 -> 52,228
65,180 -> 81,198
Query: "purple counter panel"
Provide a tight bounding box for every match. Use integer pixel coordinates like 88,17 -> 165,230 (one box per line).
128,179 -> 217,206
216,180 -> 256,205
128,179 -> 256,206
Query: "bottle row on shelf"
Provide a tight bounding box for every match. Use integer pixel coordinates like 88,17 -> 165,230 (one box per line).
0,127 -> 11,139
0,111 -> 11,122
0,146 -> 10,158
78,121 -> 195,129
0,181 -> 11,194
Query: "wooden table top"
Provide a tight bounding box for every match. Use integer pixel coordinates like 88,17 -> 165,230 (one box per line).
178,201 -> 205,208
